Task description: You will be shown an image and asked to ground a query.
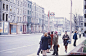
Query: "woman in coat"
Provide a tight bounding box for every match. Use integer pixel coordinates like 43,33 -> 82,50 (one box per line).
47,32 -> 51,53
62,31 -> 69,53
41,32 -> 48,56
50,31 -> 54,51
73,31 -> 78,46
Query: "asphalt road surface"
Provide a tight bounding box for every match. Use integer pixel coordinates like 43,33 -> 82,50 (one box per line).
0,33 -> 64,56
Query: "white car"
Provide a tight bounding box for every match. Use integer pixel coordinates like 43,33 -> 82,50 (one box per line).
57,31 -> 61,36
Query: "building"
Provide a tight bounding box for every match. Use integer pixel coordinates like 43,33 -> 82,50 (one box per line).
64,18 -> 70,32
0,0 -> 9,35
32,2 -> 44,33
0,0 -> 28,35
83,0 -> 86,36
78,15 -> 83,32
27,1 -> 32,33
44,14 -> 48,32
54,17 -> 70,32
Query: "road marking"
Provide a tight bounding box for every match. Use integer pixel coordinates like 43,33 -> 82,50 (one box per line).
0,43 -> 38,53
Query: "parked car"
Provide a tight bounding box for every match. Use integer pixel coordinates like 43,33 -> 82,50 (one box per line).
57,31 -> 61,36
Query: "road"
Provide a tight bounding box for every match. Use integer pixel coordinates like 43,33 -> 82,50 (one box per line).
0,33 -> 65,56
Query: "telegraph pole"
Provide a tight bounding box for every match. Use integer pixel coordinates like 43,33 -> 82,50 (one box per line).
48,11 -> 50,32
70,0 -> 72,43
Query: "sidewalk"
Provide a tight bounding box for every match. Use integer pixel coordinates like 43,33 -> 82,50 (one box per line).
0,33 -> 42,37
27,34 -> 86,56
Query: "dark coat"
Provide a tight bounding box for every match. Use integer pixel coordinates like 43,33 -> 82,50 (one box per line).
73,33 -> 78,40
50,34 -> 53,45
52,34 -> 58,45
62,34 -> 69,46
47,35 -> 51,45
41,36 -> 48,50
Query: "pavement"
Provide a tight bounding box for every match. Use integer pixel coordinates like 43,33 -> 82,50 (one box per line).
0,33 -> 42,37
27,34 -> 86,56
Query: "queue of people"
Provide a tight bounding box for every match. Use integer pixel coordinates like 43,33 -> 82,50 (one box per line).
37,30 -> 80,56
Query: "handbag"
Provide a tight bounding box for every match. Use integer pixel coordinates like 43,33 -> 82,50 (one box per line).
58,44 -> 60,48
67,40 -> 71,44
48,45 -> 51,49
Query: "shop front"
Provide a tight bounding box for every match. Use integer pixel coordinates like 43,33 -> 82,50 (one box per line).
17,23 -> 23,34
23,24 -> 27,34
0,22 -> 9,35
9,23 -> 17,34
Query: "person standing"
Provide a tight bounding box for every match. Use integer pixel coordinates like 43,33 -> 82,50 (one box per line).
62,31 -> 69,53
47,32 -> 51,53
41,32 -> 48,56
52,31 -> 58,55
50,31 -> 54,51
79,31 -> 81,38
73,31 -> 78,46
37,32 -> 45,55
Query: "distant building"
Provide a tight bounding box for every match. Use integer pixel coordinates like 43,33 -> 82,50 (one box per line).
78,16 -> 83,32
83,0 -> 86,36
54,17 -> 70,32
32,2 -> 44,33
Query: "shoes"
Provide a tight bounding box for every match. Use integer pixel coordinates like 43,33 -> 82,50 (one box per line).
47,52 -> 50,53
65,50 -> 67,53
52,54 -> 55,55
41,51 -> 42,54
73,45 -> 76,46
50,49 -> 53,51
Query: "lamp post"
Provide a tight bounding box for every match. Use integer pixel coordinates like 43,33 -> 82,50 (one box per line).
70,0 -> 72,44
48,11 -> 50,32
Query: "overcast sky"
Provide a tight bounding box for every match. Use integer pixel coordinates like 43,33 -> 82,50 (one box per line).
29,0 -> 83,20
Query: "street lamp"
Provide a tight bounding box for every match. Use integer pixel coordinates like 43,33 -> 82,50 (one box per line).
69,0 -> 72,44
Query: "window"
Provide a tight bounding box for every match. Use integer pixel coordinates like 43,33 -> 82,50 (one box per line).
20,17 -> 21,22
42,15 -> 44,18
30,5 -> 31,8
3,13 -> 4,21
6,5 -> 8,11
6,14 -> 8,21
6,0 -> 8,1
28,10 -> 29,15
10,6 -> 12,11
17,8 -> 19,14
13,16 -> 15,22
84,5 -> 86,9
18,1 -> 19,6
84,23 -> 86,27
30,11 -> 31,15
84,14 -> 86,18
3,4 -> 5,10
85,1 -> 86,5
20,9 -> 22,14
28,4 -> 29,8
42,10 -> 44,13
10,15 -> 12,22
81,23 -> 83,25
17,16 -> 19,22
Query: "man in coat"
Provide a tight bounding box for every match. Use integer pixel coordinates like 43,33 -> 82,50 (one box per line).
52,31 -> 58,55
73,31 -> 78,46
37,32 -> 45,55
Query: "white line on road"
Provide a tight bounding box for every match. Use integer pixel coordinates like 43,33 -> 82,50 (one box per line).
0,43 -> 38,53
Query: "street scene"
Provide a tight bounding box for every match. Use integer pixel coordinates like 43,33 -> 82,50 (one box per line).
0,0 -> 86,56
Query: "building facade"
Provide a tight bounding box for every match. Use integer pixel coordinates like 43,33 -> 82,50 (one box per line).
32,2 -> 44,33
27,1 -> 32,33
0,0 -> 28,35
